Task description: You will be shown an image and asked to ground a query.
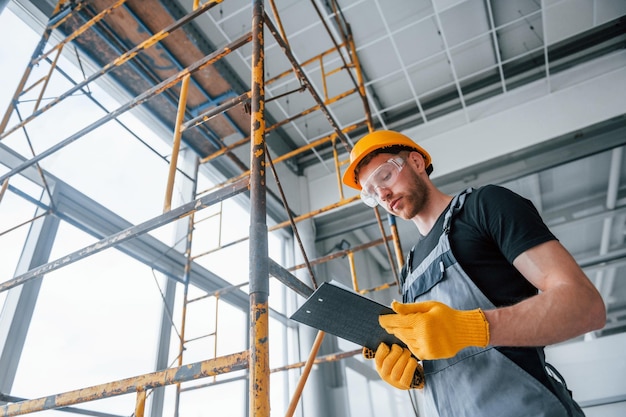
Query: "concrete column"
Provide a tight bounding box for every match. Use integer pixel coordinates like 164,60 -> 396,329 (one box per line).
293,176 -> 349,417
0,0 -> 9,16
149,148 -> 198,417
0,192 -> 59,397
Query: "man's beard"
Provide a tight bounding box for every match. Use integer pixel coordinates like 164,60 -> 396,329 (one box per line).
398,173 -> 430,220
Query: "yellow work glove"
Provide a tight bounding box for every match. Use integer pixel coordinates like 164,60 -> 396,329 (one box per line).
363,343 -> 425,390
379,300 -> 490,360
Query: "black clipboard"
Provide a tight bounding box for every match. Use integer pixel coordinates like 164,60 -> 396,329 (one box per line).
289,281 -> 405,351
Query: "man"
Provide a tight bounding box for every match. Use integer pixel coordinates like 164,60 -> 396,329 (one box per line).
342,130 -> 606,416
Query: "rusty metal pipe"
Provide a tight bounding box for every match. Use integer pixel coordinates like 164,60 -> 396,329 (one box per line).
388,214 -> 405,271
164,75 -> 191,212
373,208 -> 400,288
268,0 -> 290,49
199,135 -> 251,164
0,352 -> 249,417
346,29 -> 374,131
0,19 -> 56,134
264,15 -> 352,153
266,144 -> 317,288
249,0 -> 270,415
271,348 -> 360,373
35,0 -> 127,69
195,122 -> 363,189
348,252 -> 359,292
358,281 -> 398,295
0,0 -> 224,141
0,0 -> 83,134
134,389 -> 146,417
307,0 -> 362,103
0,32 -> 252,184
287,236 -> 391,272
183,91 -> 252,132
33,48 -> 63,112
284,331 -> 326,417
269,195 -> 360,232
332,137 -> 344,200
0,179 -> 8,204
265,43 -> 347,86
265,88 -> 357,134
0,177 -> 249,293
182,348 -> 361,393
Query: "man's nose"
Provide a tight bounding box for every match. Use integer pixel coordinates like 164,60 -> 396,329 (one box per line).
376,185 -> 392,201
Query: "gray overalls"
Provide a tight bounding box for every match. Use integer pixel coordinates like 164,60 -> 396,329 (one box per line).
402,189 -> 584,417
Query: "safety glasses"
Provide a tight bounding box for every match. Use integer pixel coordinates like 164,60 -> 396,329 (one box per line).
359,157 -> 405,207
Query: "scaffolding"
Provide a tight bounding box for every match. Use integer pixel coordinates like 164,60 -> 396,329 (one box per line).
0,1 -> 405,416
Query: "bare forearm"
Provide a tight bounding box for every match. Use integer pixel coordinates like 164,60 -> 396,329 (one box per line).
484,283 -> 605,347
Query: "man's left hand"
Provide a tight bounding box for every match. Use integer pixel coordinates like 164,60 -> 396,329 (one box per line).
379,300 -> 490,360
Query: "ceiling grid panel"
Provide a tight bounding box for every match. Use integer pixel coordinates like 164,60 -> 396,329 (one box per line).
371,0 -> 428,124
485,0 -> 507,94
430,0 -> 470,123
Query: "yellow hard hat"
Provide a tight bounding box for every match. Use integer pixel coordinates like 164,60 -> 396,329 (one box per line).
342,130 -> 432,190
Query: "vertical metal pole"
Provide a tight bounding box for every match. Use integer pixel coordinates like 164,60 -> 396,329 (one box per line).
347,31 -> 374,132
135,388 -> 147,417
0,0 -> 10,15
164,74 -> 191,212
151,150 -> 199,417
388,214 -> 404,294
331,137 -> 344,200
249,0 -> 269,416
0,179 -> 8,203
34,47 -> 63,112
0,5 -> 56,134
174,206 -> 196,417
284,330 -> 326,417
170,1 -> 198,407
0,192 -> 60,395
348,252 -> 358,292
374,208 -> 400,288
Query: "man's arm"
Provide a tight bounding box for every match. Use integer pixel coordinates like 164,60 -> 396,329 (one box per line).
485,240 -> 606,347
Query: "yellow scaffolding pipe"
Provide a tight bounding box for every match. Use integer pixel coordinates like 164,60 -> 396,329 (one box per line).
195,122 -> 364,197
37,0 -> 128,69
0,0 -> 126,134
0,179 -> 8,204
266,43 -> 347,86
287,236 -> 391,272
249,0 -> 270,415
269,195 -> 360,232
0,0 -> 225,141
268,0 -> 290,50
134,389 -> 147,417
346,28 -> 374,132
34,48 -> 63,112
181,348 -> 362,393
0,352 -> 249,417
285,331 -> 325,417
163,59 -> 192,212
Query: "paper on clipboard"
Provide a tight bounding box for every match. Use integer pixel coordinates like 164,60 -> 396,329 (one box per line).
289,281 -> 406,351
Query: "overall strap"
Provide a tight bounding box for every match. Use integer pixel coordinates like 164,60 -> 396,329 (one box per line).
405,187 -> 474,272
442,187 -> 473,234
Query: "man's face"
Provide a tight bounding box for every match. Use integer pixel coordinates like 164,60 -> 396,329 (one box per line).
357,152 -> 429,220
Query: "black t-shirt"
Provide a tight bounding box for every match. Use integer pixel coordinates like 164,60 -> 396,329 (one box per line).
402,185 -> 557,390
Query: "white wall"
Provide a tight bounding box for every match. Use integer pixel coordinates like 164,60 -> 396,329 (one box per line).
407,51 -> 626,179
546,332 -> 626,416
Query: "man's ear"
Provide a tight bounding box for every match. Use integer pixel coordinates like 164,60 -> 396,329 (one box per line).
408,151 -> 425,171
